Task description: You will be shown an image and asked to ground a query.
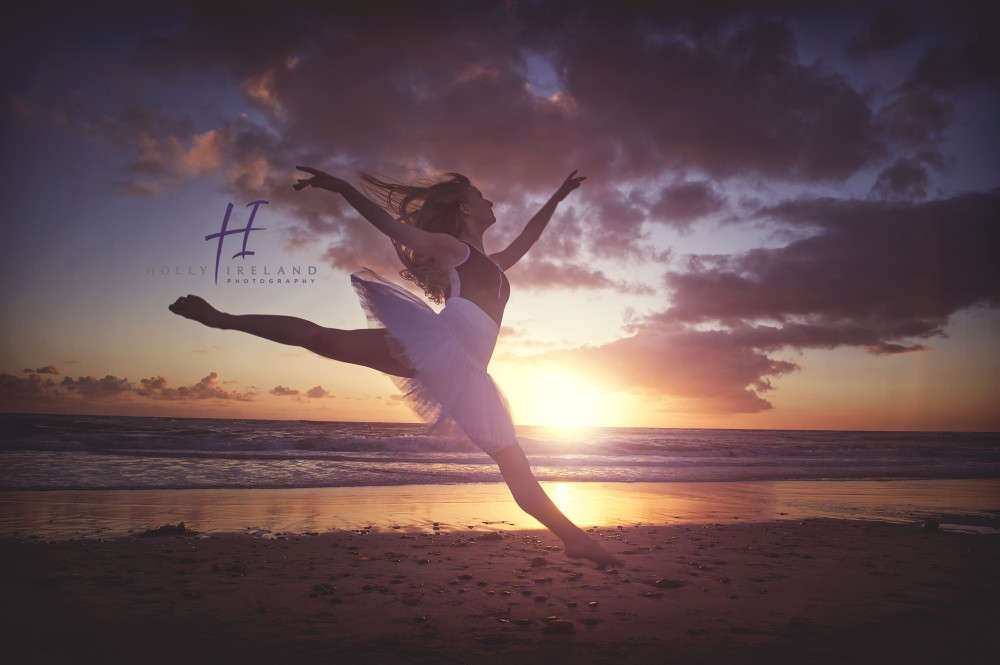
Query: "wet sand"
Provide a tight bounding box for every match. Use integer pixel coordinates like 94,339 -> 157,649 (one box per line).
4,479 -> 1000,540
4,517 -> 999,664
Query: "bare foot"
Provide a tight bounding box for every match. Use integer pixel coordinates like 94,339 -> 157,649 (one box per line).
168,295 -> 229,328
564,535 -> 621,570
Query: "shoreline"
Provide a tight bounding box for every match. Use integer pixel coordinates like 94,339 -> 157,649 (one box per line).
3,517 -> 997,664
2,479 -> 998,541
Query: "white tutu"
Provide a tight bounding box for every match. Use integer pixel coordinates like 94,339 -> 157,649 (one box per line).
351,269 -> 518,454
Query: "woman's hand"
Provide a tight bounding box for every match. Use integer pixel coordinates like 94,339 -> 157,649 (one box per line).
294,166 -> 348,193
552,170 -> 586,202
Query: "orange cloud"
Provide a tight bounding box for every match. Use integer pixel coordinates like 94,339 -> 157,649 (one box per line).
137,373 -> 256,402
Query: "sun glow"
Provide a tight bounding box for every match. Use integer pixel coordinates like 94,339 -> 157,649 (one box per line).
505,370 -> 607,428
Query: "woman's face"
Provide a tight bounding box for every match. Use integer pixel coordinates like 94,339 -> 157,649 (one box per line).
461,186 -> 496,233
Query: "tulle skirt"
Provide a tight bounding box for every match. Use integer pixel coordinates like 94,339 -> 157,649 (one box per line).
351,269 -> 518,454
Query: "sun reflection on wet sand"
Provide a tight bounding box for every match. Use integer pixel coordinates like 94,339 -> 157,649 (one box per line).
2,479 -> 997,540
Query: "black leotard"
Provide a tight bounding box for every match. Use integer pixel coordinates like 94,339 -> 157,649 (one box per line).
444,244 -> 510,326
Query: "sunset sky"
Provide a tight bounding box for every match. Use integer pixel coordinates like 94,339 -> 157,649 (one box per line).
1,0 -> 997,431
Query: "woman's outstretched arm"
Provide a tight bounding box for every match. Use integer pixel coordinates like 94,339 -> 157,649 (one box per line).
295,166 -> 467,267
491,170 -> 586,270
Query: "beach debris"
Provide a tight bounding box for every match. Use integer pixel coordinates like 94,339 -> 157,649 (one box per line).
530,556 -> 548,567
211,559 -> 247,576
653,578 -> 683,588
477,532 -> 504,541
136,522 -> 197,538
542,617 -> 575,634
310,583 -> 336,598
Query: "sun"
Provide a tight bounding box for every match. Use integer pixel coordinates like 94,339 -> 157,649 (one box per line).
506,370 -> 606,428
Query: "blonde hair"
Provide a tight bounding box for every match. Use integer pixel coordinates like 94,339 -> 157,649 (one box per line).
361,172 -> 472,303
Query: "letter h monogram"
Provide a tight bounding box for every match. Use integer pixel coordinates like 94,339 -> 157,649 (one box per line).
206,200 -> 268,284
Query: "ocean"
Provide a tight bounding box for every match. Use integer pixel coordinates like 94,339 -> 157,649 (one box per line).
2,413 -> 997,491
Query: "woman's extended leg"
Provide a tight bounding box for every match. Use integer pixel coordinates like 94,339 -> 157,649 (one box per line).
168,295 -> 413,377
489,445 -> 619,568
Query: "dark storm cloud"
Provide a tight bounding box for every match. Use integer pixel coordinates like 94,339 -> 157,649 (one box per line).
906,1 -> 1000,91
845,5 -> 922,58
870,159 -> 930,200
664,190 -> 1000,348
552,12 -> 884,183
98,0 -> 932,276
524,189 -> 998,413
651,181 -> 727,228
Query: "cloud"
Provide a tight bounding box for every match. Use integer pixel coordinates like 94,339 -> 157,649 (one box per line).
870,159 -> 929,200
864,342 -> 929,356
845,7 -> 921,58
509,258 -> 653,294
531,323 -> 800,414
269,384 -> 334,400
521,189 -> 998,412
23,365 -> 58,375
25,1 -> 968,271
137,372 -> 256,402
0,372 -> 60,399
663,190 -> 1000,349
61,375 -> 134,398
1,368 -> 334,412
650,180 -> 727,229
7,2 -> 997,418
907,2 -> 1000,91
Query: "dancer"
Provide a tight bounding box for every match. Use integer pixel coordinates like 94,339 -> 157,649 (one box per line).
169,167 -> 617,567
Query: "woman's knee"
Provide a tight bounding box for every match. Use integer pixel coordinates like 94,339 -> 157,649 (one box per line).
303,327 -> 348,360
307,328 -> 415,378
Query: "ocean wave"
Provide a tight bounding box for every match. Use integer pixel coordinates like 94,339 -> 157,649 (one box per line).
1,413 -> 997,491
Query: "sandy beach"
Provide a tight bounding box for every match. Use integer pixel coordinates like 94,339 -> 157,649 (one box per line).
3,483 -> 999,664
4,480 -> 1000,540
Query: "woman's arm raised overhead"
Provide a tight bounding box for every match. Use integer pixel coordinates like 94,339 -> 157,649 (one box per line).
490,170 -> 586,271
295,166 -> 467,268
